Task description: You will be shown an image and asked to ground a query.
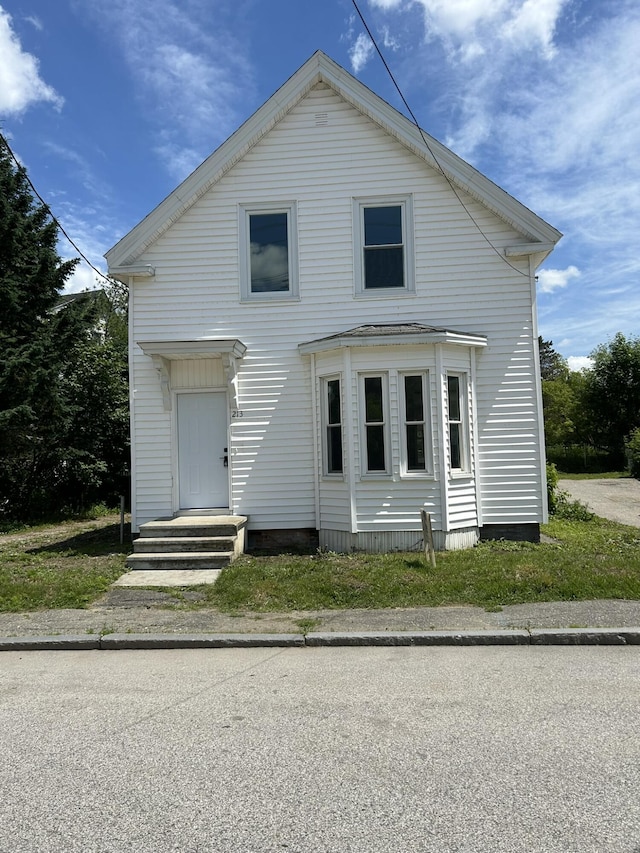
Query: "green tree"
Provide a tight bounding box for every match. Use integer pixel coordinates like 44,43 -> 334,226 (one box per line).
542,379 -> 577,446
539,337 -> 569,381
54,284 -> 130,511
0,136 -> 129,518
584,332 -> 640,465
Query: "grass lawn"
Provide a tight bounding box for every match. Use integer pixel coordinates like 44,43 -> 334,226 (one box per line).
0,514 -> 129,612
1,511 -> 639,614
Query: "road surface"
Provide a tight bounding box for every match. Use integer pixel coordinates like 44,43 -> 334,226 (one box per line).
1,646 -> 639,852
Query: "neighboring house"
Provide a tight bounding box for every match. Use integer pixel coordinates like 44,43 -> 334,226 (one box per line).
106,51 -> 561,552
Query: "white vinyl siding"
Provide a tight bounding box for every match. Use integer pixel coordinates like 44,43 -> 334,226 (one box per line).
128,83 -> 544,533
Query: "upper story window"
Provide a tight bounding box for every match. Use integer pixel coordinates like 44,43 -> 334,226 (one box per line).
354,196 -> 414,296
239,202 -> 298,301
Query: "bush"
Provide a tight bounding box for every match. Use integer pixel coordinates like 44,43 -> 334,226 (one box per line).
546,462 -> 559,513
546,461 -> 595,521
626,428 -> 640,479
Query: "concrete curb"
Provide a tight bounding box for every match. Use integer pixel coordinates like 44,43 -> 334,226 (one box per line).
100,633 -> 304,649
2,628 -> 640,650
305,630 -> 530,646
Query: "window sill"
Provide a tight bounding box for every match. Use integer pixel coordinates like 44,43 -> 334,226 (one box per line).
400,472 -> 436,480
354,289 -> 415,299
240,294 -> 300,304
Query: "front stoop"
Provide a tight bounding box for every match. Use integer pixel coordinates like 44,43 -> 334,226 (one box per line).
126,515 -> 247,571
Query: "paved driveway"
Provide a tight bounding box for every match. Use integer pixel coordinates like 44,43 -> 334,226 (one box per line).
558,477 -> 640,527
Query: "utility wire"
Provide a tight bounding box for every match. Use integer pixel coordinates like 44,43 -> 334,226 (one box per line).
0,132 -> 111,285
350,0 -> 530,278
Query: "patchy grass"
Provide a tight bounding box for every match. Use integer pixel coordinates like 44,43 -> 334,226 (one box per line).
184,516 -> 640,613
0,514 -> 129,612
1,512 -> 640,614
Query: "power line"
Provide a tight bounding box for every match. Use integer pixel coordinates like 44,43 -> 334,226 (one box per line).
0,132 -> 111,285
350,0 -> 530,279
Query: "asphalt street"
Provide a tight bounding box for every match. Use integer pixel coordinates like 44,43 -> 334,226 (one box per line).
1,646 -> 639,853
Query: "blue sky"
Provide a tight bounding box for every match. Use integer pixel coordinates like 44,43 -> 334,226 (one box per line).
1,0 -> 638,368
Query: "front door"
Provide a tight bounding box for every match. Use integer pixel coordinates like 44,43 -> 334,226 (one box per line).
177,391 -> 228,509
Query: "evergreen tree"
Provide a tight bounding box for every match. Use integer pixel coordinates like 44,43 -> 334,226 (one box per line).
538,337 -> 569,381
0,136 -> 128,518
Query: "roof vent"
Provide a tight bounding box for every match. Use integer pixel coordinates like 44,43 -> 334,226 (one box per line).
314,112 -> 329,126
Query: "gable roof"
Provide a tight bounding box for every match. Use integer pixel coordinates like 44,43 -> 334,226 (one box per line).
106,50 -> 561,274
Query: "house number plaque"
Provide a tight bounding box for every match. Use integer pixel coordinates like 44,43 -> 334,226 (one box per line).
231,410 -> 244,418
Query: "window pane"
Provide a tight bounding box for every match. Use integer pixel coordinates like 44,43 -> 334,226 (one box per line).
406,424 -> 426,471
364,246 -> 404,289
404,375 -> 424,422
449,423 -> 461,469
366,425 -> 386,471
328,425 -> 343,473
364,377 -> 383,421
364,206 -> 402,246
249,212 -> 289,292
447,375 -> 461,421
327,379 -> 341,425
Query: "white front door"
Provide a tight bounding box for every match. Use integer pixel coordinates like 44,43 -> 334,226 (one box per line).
177,392 -> 228,509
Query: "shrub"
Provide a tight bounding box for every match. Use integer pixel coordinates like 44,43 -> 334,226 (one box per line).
546,462 -> 559,514
625,428 -> 640,479
546,461 -> 595,521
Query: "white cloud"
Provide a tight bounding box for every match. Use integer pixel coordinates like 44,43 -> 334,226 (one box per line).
500,0 -> 565,57
77,0 -> 253,180
0,7 -> 62,114
62,262 -> 104,295
381,25 -> 400,50
371,0 -> 566,60
537,265 -> 580,293
567,356 -> 593,372
350,32 -> 375,72
25,15 -> 43,32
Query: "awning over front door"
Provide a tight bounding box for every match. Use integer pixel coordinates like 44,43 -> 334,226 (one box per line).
137,338 -> 247,410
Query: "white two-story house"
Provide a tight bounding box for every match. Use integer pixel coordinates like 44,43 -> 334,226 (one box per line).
106,51 -> 561,553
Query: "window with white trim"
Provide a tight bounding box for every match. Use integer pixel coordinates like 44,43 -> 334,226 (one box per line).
354,197 -> 413,295
322,377 -> 343,475
239,202 -> 298,300
360,374 -> 390,474
446,373 -> 469,473
400,372 -> 431,475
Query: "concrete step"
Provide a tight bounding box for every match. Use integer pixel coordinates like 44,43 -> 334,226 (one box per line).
133,536 -> 236,554
139,515 -> 247,539
125,552 -> 235,571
